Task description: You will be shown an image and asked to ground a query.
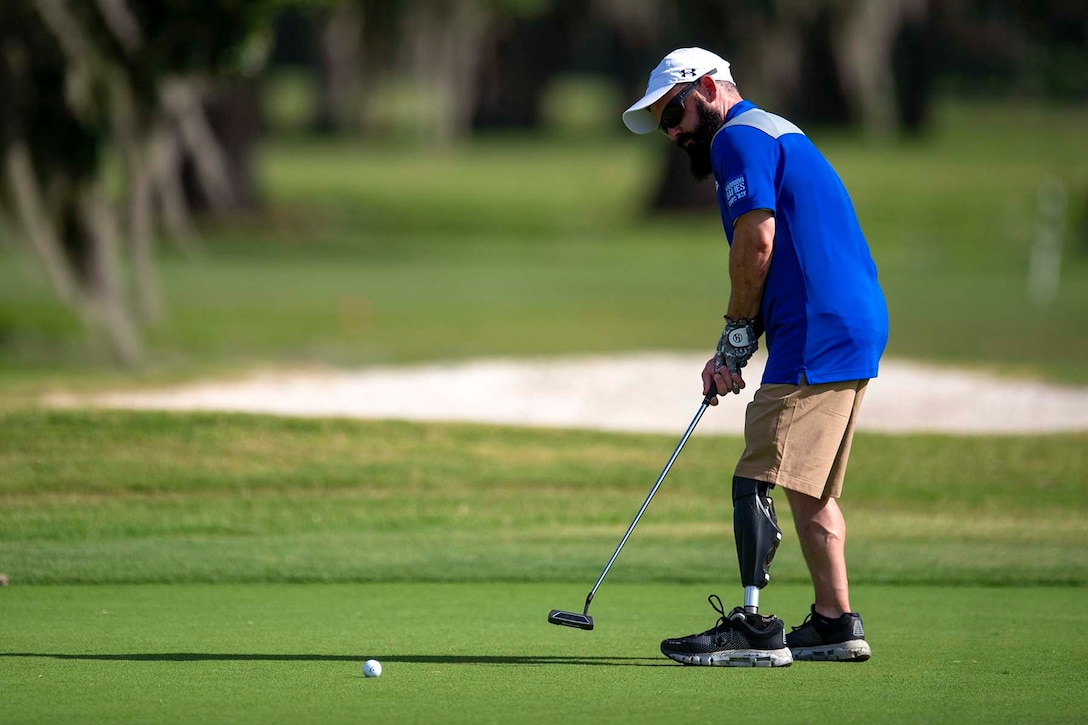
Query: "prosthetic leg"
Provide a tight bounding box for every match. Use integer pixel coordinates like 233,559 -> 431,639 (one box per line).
733,476 -> 782,614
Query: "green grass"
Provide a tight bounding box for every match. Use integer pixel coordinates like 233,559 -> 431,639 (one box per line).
3,583 -> 1087,723
2,100 -> 1088,394
3,99 -> 1088,722
2,408 -> 1087,721
2,410 -> 1086,588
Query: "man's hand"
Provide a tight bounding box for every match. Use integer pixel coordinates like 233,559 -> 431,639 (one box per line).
702,357 -> 724,404
713,317 -> 760,396
702,354 -> 743,405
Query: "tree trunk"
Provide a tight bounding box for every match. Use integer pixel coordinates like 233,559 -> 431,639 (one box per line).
833,0 -> 930,137
403,1 -> 494,143
78,182 -> 143,365
4,142 -> 84,309
472,7 -> 574,130
149,118 -> 199,252
4,140 -> 142,365
166,79 -> 262,215
891,0 -> 936,134
316,2 -> 364,133
127,132 -> 163,323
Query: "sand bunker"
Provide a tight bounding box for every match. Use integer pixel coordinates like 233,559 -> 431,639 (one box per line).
47,352 -> 1088,435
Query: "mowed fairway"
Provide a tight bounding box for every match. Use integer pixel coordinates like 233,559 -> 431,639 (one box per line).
2,411 -> 1088,722
3,583 -> 1086,723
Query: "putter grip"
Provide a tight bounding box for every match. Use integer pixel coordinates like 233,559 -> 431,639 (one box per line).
709,357 -> 740,399
704,380 -> 739,401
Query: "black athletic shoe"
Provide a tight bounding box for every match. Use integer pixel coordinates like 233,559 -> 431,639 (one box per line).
660,594 -> 793,667
786,605 -> 872,662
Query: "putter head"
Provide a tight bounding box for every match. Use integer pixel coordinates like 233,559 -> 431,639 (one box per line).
548,609 -> 594,630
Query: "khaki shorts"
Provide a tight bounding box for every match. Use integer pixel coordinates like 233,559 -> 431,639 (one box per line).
734,378 -> 869,499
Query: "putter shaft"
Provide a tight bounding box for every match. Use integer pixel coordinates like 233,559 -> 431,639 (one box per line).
584,390 -> 715,604
548,389 -> 716,630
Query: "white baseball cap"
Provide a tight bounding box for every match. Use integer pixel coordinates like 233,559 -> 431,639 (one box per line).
622,47 -> 734,134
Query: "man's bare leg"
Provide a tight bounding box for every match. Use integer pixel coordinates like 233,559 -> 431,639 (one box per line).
783,489 -> 851,618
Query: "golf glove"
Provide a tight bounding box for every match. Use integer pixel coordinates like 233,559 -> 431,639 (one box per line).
715,316 -> 760,379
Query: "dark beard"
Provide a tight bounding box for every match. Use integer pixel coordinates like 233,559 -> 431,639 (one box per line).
677,103 -> 724,181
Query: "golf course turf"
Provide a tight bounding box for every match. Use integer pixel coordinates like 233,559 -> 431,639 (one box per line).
2,411 -> 1087,722
3,100 -> 1088,721
3,582 -> 1086,722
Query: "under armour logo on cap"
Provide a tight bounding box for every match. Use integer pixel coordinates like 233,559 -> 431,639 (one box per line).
679,68 -> 698,78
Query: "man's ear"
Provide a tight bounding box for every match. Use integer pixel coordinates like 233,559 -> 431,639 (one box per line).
700,75 -> 718,100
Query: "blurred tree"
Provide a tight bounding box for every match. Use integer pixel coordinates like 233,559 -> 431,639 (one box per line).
270,0 -> 399,136
472,0 -> 670,131
401,0 -> 498,142
937,0 -> 1088,100
271,0 -> 1077,214
314,2 -> 365,133
283,0 -> 896,144
473,0 -> 579,130
1,2 -> 141,363
296,0 -> 503,140
0,0 -> 273,365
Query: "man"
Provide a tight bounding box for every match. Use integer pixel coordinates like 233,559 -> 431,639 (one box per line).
622,47 -> 888,667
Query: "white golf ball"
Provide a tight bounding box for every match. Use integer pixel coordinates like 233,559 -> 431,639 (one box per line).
362,659 -> 382,678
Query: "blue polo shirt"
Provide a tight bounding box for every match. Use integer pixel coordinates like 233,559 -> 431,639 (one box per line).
711,100 -> 888,385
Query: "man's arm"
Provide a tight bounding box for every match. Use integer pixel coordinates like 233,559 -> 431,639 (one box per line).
705,209 -> 775,400
728,209 -> 775,319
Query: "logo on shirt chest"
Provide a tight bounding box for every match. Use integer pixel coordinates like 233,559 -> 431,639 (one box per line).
724,175 -> 748,208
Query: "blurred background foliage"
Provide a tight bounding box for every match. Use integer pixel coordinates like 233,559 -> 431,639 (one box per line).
0,0 -> 1086,388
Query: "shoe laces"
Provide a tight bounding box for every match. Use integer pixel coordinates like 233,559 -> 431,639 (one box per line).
710,594 -> 728,622
792,606 -> 844,632
703,594 -> 731,635
791,609 -> 815,632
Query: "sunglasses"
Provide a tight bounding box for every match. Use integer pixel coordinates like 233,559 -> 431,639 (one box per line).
658,69 -> 716,135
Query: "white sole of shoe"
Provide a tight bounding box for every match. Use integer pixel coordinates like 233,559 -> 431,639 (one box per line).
665,648 -> 794,667
790,639 -> 871,662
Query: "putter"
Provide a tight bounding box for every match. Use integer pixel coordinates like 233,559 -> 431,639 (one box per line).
548,386 -> 719,630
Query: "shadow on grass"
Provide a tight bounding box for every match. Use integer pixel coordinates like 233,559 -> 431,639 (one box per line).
0,652 -> 669,667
